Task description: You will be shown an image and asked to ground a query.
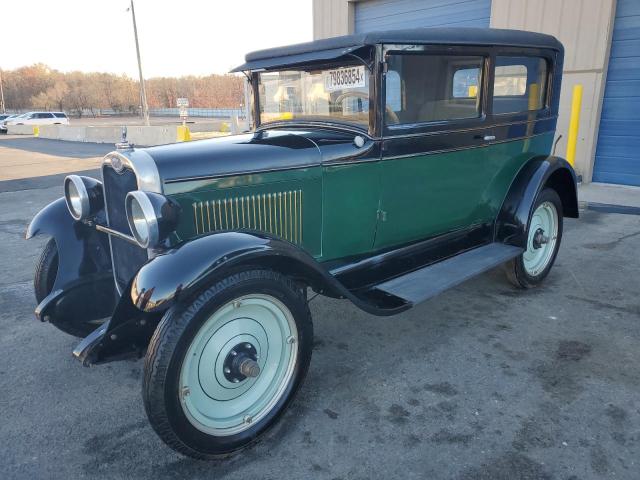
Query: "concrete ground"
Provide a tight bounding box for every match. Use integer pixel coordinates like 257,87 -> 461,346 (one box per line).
579,182 -> 640,209
1,137 -> 639,479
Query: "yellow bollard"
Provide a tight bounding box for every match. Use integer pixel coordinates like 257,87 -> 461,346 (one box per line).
177,125 -> 191,142
33,125 -> 39,137
566,84 -> 583,167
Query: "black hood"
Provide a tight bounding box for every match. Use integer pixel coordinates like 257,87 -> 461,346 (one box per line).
142,127 -> 373,184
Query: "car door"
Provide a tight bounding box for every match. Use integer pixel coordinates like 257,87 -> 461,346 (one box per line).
374,47 -> 496,250
319,133 -> 382,262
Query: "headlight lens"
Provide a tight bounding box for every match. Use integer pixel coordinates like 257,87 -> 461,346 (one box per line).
67,181 -> 83,217
125,191 -> 181,249
126,191 -> 156,248
64,175 -> 103,220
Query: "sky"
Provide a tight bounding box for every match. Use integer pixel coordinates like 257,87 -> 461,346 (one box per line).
2,0 -> 312,77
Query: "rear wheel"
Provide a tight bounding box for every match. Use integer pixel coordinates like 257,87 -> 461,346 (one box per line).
504,188 -> 563,288
143,269 -> 313,459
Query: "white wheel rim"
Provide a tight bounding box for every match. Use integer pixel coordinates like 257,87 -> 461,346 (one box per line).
179,294 -> 298,436
523,201 -> 558,276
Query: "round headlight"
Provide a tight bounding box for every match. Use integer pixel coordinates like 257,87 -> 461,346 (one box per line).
64,175 -> 104,221
125,191 -> 181,249
126,191 -> 157,248
64,175 -> 90,220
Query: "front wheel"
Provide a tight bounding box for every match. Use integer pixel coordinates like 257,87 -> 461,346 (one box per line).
142,269 -> 313,459
504,188 -> 563,288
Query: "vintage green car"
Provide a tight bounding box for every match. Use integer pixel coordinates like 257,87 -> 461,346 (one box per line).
27,28 -> 577,459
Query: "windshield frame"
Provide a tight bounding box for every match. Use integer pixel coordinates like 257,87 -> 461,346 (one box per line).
252,58 -> 378,137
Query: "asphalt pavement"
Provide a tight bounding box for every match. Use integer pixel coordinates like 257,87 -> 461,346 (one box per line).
1,136 -> 639,479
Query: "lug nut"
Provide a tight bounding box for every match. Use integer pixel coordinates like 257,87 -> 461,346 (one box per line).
244,415 -> 253,424
286,336 -> 296,344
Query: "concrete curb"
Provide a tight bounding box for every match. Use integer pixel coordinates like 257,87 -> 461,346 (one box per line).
6,123 -> 228,146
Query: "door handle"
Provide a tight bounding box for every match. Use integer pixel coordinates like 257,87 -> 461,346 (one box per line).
474,134 -> 496,141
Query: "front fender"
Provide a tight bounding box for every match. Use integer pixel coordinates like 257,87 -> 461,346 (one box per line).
131,231 -> 408,316
131,231 -> 341,313
496,156 -> 578,247
26,198 -> 115,325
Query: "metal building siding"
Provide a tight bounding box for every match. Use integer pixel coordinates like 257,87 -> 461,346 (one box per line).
354,0 -> 491,32
593,0 -> 640,186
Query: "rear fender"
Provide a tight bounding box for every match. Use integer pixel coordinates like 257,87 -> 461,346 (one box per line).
496,156 -> 578,248
26,198 -> 115,324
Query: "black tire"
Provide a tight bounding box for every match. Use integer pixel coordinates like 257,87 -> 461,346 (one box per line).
34,238 -> 58,304
142,269 -> 313,460
504,188 -> 563,288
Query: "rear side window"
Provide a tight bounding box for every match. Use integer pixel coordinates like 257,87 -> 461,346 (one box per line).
385,54 -> 483,125
492,56 -> 548,114
36,113 -> 55,119
54,112 -> 67,118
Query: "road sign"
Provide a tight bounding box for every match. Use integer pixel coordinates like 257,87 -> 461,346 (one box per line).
177,98 -> 189,120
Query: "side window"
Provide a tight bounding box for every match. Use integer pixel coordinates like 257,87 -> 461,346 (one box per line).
452,67 -> 480,98
385,54 -> 483,125
492,56 -> 548,114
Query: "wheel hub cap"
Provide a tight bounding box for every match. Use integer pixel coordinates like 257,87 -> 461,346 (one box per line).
179,294 -> 298,436
223,342 -> 260,383
523,201 -> 558,276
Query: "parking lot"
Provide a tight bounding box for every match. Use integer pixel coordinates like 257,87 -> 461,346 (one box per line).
1,135 -> 639,479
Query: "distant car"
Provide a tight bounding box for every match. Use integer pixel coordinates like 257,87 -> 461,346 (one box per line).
5,111 -> 69,127
0,113 -> 20,133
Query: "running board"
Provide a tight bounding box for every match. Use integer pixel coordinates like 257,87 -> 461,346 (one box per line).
374,243 -> 523,305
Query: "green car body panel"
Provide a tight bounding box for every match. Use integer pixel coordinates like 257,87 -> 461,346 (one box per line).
163,131 -> 553,262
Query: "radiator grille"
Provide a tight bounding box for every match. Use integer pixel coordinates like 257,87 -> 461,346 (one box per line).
192,190 -> 303,244
102,166 -> 149,292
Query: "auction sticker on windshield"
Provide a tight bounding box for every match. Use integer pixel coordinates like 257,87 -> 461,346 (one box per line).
324,66 -> 366,92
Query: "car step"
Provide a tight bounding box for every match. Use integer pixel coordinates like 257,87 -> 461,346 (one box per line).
374,243 -> 524,305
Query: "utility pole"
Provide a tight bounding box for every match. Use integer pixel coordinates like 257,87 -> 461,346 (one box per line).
128,0 -> 150,126
0,69 -> 6,114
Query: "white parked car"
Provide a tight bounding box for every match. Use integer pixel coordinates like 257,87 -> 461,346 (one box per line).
0,113 -> 20,132
5,111 -> 69,127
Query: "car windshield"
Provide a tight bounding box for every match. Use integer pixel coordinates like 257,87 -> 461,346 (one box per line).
258,64 -> 370,128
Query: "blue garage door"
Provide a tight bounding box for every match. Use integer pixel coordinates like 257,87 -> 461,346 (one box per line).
593,0 -> 640,186
355,0 -> 491,33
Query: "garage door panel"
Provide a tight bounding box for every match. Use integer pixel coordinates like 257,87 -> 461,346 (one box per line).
596,136 -> 640,156
593,0 -> 640,185
355,0 -> 490,33
597,119 -> 640,137
609,38 -> 640,58
611,14 -> 640,41
600,97 -> 640,120
592,170 -> 640,187
598,79 -> 640,98
606,60 -> 640,81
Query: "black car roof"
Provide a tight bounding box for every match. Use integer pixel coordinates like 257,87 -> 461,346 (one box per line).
231,27 -> 563,72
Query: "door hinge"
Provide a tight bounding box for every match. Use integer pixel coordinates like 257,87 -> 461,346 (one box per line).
377,209 -> 388,222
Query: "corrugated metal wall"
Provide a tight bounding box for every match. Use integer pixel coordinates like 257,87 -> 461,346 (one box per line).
593,0 -> 640,186
354,0 -> 491,32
